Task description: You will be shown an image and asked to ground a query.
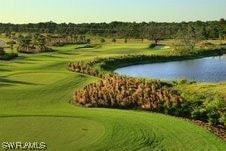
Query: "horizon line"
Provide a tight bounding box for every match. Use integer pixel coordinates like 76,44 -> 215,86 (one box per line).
1,18 -> 225,25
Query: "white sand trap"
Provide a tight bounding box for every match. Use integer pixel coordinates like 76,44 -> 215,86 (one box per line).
154,45 -> 170,50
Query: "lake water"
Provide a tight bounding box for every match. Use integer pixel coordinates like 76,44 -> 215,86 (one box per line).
115,55 -> 226,82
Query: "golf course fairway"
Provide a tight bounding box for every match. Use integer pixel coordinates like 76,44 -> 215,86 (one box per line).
0,44 -> 225,151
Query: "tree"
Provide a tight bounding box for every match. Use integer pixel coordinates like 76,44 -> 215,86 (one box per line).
36,35 -> 47,52
147,26 -> 163,45
218,18 -> 226,41
86,39 -> 91,44
112,38 -> 116,43
5,31 -> 11,38
17,35 -> 32,53
0,20 -> 225,40
79,35 -> 86,44
6,41 -> 16,53
200,26 -> 209,40
173,25 -> 202,54
100,38 -> 105,43
0,47 -> 5,55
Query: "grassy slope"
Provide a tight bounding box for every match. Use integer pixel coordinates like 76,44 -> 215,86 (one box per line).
0,43 -> 226,151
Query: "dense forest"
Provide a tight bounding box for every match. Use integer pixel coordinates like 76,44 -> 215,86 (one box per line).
0,19 -> 226,40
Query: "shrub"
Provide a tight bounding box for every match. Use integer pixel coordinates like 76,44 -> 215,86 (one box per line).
183,91 -> 226,126
0,53 -> 18,60
86,39 -> 91,44
100,38 -> 105,43
162,102 -> 182,116
191,108 -> 208,121
199,42 -> 215,49
177,79 -> 190,85
112,38 -> 116,43
207,111 -> 220,126
149,43 -> 157,49
73,75 -> 183,116
219,113 -> 226,126
179,101 -> 192,117
204,96 -> 225,126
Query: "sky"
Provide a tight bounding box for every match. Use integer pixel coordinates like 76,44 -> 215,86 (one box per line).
0,0 -> 226,24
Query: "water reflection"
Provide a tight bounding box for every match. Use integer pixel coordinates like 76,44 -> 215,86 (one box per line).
115,56 -> 226,82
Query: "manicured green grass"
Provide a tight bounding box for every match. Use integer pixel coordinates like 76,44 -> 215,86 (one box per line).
0,116 -> 104,151
0,42 -> 225,151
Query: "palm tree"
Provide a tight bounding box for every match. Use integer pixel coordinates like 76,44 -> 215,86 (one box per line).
7,41 -> 16,53
36,35 -> 47,52
18,35 -> 32,53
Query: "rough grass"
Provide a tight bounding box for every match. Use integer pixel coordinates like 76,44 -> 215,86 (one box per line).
176,82 -> 226,101
0,42 -> 226,151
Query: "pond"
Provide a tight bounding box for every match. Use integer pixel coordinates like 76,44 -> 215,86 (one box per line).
115,55 -> 226,82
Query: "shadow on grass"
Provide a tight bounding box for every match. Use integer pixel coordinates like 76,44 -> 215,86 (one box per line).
0,77 -> 43,86
10,56 -> 26,61
0,69 -> 11,72
0,83 -> 14,87
13,61 -> 36,64
0,114 -> 90,119
57,52 -> 75,55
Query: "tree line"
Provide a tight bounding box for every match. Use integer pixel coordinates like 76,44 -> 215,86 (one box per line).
1,19 -> 226,41
17,33 -> 52,53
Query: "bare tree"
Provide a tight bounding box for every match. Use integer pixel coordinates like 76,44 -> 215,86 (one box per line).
173,25 -> 202,54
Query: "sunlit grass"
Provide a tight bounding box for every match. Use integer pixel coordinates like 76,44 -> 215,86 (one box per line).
0,42 -> 225,150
